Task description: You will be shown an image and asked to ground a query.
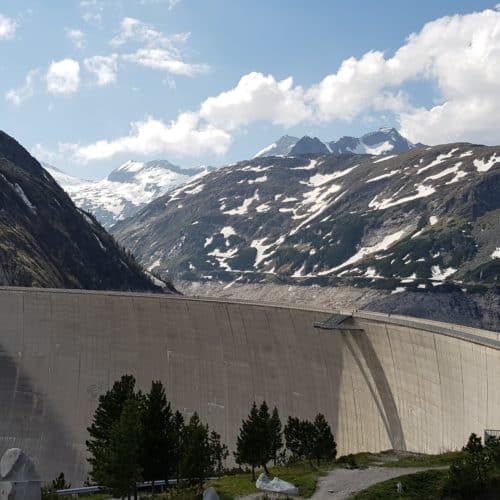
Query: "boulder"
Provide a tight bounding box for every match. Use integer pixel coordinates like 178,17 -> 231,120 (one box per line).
0,448 -> 41,500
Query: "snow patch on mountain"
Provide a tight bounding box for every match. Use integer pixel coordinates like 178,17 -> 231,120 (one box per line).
44,160 -> 210,228
319,229 -> 408,275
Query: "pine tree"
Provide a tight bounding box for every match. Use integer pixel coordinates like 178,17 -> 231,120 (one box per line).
284,416 -> 302,461
172,410 -> 185,484
180,413 -> 212,486
235,402 -> 272,480
105,398 -> 143,499
140,381 -> 175,494
312,414 -> 336,465
86,374 -> 138,485
209,430 -> 229,474
284,417 -> 315,464
269,407 -> 283,465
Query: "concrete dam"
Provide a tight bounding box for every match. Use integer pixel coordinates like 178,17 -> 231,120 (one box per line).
1,287 -> 499,483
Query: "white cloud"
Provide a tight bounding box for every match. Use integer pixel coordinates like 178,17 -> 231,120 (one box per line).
46,59 -> 81,94
80,0 -> 103,25
5,69 -> 38,105
0,13 -> 17,39
123,48 -> 208,76
111,17 -> 189,48
200,72 -> 311,130
111,17 -> 208,76
307,8 -> 500,144
84,55 -> 118,86
69,7 -> 500,161
140,0 -> 182,9
65,28 -> 86,50
72,114 -> 231,162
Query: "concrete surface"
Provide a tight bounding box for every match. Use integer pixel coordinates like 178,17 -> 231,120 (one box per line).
0,287 -> 499,483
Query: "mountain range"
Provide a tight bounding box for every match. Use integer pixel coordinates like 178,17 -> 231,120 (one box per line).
42,128 -> 417,229
44,160 -> 212,228
112,142 -> 500,294
254,127 -> 421,158
0,130 -> 172,292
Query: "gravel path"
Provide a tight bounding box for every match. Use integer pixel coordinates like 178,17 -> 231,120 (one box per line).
237,466 -> 438,500
311,466 -> 437,499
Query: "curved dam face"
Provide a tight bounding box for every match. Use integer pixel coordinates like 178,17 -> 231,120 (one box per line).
0,287 -> 499,482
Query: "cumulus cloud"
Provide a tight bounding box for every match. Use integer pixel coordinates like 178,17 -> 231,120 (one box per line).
0,13 -> 17,39
72,114 -> 231,162
308,8 -> 500,143
46,59 -> 81,94
65,28 -> 86,50
111,17 -> 208,76
5,69 -> 38,105
69,7 -> 500,161
84,55 -> 118,86
199,72 -> 311,130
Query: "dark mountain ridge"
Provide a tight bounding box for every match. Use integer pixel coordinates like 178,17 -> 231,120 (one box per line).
0,130 -> 172,292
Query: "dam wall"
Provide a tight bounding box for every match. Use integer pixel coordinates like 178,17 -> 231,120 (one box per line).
0,287 -> 499,482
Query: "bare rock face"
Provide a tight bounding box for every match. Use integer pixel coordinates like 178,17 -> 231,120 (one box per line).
0,448 -> 41,500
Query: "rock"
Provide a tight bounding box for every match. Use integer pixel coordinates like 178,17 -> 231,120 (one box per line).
202,486 -> 220,500
0,448 -> 41,500
256,472 -> 299,495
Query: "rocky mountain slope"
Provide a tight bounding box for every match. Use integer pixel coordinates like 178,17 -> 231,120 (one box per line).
113,143 -> 500,294
254,128 -> 419,158
44,160 -> 211,228
178,280 -> 500,332
0,130 -> 171,291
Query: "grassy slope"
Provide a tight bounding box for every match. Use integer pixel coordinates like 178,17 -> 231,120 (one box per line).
352,469 -> 448,500
207,461 -> 337,499
207,451 -> 462,500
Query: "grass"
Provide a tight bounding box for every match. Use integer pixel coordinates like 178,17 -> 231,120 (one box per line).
206,451 -> 463,499
376,450 -> 462,468
352,469 -> 448,499
62,451 -> 463,500
207,461 -> 337,499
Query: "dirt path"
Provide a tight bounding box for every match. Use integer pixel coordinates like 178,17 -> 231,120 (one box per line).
311,466 -> 438,499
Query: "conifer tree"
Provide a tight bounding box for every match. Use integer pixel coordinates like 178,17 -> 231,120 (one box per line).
284,417 -> 315,463
141,381 -> 175,494
86,374 -> 138,485
209,430 -> 229,474
312,413 -> 337,464
235,402 -> 272,480
172,410 -> 185,484
180,413 -> 212,486
269,407 -> 283,465
105,398 -> 143,499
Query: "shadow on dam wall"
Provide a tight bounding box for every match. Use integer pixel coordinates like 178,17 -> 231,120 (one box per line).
1,287 -> 500,484
344,331 -> 406,451
0,343 -> 83,481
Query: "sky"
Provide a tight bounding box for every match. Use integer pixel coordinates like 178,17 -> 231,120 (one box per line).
1,0 -> 500,179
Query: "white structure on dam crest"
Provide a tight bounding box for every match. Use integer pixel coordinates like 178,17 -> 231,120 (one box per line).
0,287 -> 499,482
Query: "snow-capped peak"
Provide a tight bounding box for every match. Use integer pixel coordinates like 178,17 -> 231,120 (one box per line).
253,135 -> 299,158
255,129 -> 419,159
42,159 -> 210,228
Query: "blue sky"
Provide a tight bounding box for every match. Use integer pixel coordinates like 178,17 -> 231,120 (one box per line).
1,0 -> 499,179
